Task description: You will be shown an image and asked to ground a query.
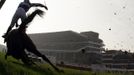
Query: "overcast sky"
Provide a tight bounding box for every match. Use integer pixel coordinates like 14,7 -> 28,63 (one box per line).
0,0 -> 134,51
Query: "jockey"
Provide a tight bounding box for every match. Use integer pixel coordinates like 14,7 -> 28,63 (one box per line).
2,0 -> 48,38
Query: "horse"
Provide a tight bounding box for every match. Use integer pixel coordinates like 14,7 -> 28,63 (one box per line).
4,9 -> 61,72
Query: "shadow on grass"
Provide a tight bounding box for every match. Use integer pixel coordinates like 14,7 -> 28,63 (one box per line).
11,61 -> 54,75
0,61 -> 9,75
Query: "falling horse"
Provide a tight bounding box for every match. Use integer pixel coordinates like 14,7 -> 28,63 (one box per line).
4,9 -> 61,72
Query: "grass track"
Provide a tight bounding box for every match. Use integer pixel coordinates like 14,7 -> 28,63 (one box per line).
0,52 -> 133,75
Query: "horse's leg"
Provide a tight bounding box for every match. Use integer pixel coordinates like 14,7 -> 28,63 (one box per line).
21,51 -> 33,65
5,50 -> 10,60
22,34 -> 60,71
5,52 -> 8,59
26,43 -> 60,71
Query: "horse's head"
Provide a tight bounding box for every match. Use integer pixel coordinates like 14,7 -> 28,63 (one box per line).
18,9 -> 44,33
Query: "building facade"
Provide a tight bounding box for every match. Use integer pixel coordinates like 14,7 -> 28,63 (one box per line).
102,50 -> 134,71
29,31 -> 105,68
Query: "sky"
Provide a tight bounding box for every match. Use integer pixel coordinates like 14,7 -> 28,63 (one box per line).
0,0 -> 134,51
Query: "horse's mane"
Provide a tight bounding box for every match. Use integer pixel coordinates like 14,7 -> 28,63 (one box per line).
19,9 -> 44,32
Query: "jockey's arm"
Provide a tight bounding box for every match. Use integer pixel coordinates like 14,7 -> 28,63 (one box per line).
30,3 -> 48,10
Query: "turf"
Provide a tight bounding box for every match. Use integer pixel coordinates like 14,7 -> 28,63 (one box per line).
0,52 -> 133,75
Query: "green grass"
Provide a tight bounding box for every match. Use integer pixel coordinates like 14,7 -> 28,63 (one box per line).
0,52 -> 133,75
